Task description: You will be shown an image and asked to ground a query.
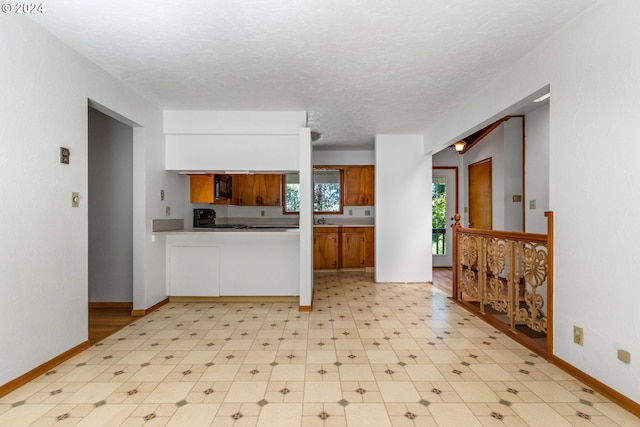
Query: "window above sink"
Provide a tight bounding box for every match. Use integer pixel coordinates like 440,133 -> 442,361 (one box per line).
284,168 -> 343,215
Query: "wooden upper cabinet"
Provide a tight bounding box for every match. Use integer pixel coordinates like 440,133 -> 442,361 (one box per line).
190,174 -> 215,203
231,175 -> 253,205
232,174 -> 282,206
259,174 -> 282,206
190,174 -> 231,204
344,166 -> 374,206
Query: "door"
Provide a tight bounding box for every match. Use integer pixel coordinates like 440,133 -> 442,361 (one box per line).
342,231 -> 366,268
468,158 -> 492,229
313,232 -> 339,269
432,168 -> 457,267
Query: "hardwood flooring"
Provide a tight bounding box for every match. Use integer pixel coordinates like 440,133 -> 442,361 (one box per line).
432,267 -> 453,296
88,306 -> 136,345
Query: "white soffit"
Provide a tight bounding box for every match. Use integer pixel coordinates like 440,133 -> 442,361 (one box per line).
30,0 -> 596,148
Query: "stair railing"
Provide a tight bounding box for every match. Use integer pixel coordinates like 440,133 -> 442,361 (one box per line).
451,212 -> 554,357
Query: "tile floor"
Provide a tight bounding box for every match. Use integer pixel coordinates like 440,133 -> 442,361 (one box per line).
1,272 -> 638,426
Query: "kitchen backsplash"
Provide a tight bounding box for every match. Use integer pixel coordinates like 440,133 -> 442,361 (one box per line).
190,203 -> 374,220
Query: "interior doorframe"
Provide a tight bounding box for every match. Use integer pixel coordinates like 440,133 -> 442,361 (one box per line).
88,99 -> 144,315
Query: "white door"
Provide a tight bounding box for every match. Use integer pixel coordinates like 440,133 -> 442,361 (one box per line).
432,169 -> 456,267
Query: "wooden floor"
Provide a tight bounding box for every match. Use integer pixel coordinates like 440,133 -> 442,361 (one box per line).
88,307 -> 136,345
432,267 -> 453,296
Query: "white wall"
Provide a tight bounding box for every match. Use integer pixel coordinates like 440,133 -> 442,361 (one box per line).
525,103 -> 550,234
313,149 -> 375,165
375,135 -> 431,282
0,16 -> 179,386
503,118 -> 524,232
462,125 -> 505,229
88,108 -> 133,302
456,120 -> 523,232
423,0 -> 640,402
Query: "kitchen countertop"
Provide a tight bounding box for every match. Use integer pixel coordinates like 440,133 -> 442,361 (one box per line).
154,227 -> 300,235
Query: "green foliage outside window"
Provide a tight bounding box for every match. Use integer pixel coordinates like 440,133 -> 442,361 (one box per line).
432,181 -> 446,229
284,171 -> 342,213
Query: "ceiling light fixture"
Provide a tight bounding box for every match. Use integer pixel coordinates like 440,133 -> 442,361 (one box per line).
453,140 -> 466,152
533,93 -> 551,103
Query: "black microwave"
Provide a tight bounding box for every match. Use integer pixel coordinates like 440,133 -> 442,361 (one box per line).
215,174 -> 232,199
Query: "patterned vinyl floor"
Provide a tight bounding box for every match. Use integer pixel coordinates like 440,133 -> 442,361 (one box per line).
0,271 -> 637,426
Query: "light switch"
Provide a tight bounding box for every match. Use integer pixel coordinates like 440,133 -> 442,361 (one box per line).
160,190 -> 165,201
512,195 -> 522,202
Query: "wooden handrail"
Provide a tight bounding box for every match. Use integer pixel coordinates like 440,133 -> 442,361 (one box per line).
451,211 -> 554,358
454,227 -> 548,243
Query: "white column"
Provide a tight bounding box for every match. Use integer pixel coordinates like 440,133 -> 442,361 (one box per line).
375,134 -> 432,283
298,128 -> 313,306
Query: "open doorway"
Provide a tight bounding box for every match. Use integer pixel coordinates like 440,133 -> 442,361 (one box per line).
87,106 -> 135,343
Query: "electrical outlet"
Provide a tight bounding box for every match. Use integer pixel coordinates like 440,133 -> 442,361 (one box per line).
349,210 -> 353,216
529,200 -> 536,209
573,325 -> 584,346
364,210 -> 371,216
261,210 -> 265,217
165,206 -> 171,217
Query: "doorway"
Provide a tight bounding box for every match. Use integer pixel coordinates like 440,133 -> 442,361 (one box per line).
88,106 -> 134,342
468,158 -> 492,229
432,167 -> 458,267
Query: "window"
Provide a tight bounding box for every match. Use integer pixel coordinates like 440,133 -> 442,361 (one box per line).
283,169 -> 342,214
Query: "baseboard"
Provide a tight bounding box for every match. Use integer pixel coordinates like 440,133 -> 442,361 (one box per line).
169,296 -> 299,303
299,288 -> 314,312
549,355 -> 640,417
131,297 -> 169,317
0,340 -> 90,398
88,302 -> 133,309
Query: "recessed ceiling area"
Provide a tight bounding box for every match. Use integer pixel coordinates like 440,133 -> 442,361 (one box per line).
31,1 -> 594,149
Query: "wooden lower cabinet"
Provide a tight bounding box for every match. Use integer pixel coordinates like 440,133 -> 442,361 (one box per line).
341,230 -> 365,268
313,229 -> 339,269
314,226 -> 374,270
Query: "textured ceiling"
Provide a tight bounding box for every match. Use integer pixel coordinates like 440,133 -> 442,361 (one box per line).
31,0 -> 595,149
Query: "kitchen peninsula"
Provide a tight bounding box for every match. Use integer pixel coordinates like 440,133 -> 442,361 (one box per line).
155,226 -> 300,298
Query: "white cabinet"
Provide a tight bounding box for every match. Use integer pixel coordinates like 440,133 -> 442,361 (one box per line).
168,246 -> 220,296
164,232 -> 300,297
